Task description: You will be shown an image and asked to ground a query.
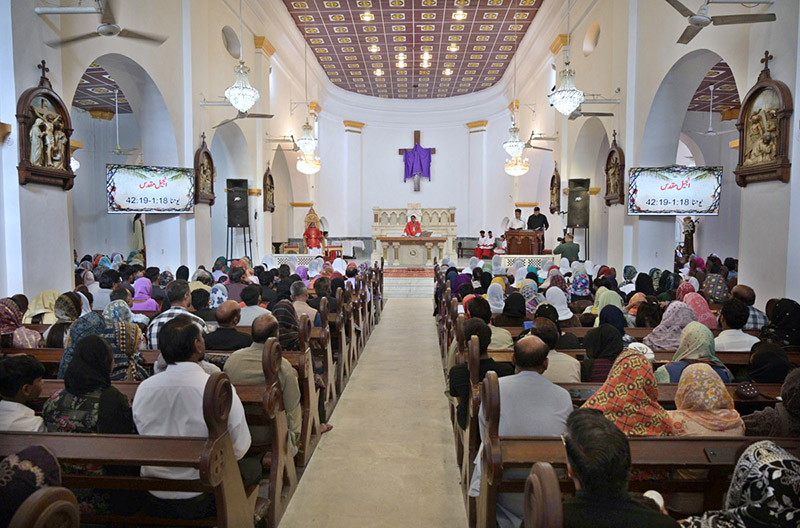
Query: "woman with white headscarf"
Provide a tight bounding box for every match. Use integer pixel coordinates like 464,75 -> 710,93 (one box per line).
545,287 -> 580,327
467,256 -> 479,273
287,255 -> 298,274
514,267 -> 528,288
486,283 -> 505,315
491,255 -> 505,277
261,254 -> 276,271
308,258 -> 323,280
559,257 -> 571,276
332,257 -> 347,276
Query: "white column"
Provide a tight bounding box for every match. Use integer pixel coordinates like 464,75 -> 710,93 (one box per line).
253,36 -> 275,261
343,120 -> 364,237
466,120 -> 487,236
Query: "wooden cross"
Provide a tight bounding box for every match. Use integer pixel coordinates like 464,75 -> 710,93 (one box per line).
398,130 -> 436,192
37,60 -> 52,88
758,50 -> 774,81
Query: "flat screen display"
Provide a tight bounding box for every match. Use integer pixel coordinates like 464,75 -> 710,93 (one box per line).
107,164 -> 194,213
627,165 -> 721,216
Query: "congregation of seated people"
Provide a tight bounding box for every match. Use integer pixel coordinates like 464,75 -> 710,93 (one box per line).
436,252 -> 799,527
0,251 -> 368,523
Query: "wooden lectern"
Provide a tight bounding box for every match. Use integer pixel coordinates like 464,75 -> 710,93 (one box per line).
505,230 -> 544,255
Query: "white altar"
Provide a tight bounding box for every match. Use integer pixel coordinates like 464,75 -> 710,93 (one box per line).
371,203 -> 457,267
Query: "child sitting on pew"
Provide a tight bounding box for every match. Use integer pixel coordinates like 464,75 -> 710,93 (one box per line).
0,355 -> 46,432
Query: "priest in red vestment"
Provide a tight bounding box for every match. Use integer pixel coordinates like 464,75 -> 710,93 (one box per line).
403,215 -> 422,237
304,222 -> 324,255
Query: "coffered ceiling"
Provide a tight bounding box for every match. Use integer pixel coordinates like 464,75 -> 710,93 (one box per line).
72,63 -> 132,114
280,0 -> 545,99
687,60 -> 740,114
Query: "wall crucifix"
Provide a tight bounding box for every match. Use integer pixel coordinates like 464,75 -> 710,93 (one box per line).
398,130 -> 435,192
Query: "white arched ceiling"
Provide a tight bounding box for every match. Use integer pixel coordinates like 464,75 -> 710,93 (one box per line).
210,122 -> 251,260
571,117 -> 610,264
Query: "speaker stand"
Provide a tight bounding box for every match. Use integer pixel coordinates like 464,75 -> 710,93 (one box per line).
226,226 -> 253,264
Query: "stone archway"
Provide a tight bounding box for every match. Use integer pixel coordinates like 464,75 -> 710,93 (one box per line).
209,122 -> 251,260
269,145 -> 295,244
571,117 -> 610,265
68,53 -> 179,270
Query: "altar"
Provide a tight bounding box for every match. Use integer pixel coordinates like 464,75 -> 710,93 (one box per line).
371,203 -> 457,267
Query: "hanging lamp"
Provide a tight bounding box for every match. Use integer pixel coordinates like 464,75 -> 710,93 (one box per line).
296,44 -> 320,175
548,0 -> 584,116
503,13 -> 528,175
224,0 -> 259,113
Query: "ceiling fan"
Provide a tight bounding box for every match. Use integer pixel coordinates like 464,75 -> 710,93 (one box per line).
692,84 -> 737,136
110,89 -> 139,156
265,135 -> 300,152
666,0 -> 776,44
569,107 -> 614,120
45,0 -> 167,48
213,110 -> 274,129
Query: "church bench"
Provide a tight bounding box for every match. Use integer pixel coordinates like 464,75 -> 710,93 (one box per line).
31,341 -> 298,528
8,486 -> 81,528
458,241 -> 477,259
475,371 -> 800,528
0,372 -> 265,528
487,348 -> 800,368
500,326 -> 761,340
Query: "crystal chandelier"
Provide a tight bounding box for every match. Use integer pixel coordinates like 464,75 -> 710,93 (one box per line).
297,152 -> 321,175
225,60 -> 260,113
503,124 -> 525,157
295,120 -> 317,155
504,155 -> 529,177
548,0 -> 584,116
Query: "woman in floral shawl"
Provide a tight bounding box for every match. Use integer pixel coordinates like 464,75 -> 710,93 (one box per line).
44,292 -> 83,347
582,348 -> 681,436
669,363 -> 744,436
568,270 -> 593,302
57,312 -> 107,379
676,281 -> 696,302
519,279 -> 545,316
684,292 -> 719,329
0,298 -> 42,349
654,321 -> 732,384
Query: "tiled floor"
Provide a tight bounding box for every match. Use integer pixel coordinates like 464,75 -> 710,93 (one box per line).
278,298 -> 467,527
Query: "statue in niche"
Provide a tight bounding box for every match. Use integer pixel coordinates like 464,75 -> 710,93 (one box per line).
682,216 -> 698,257
198,154 -> 213,195
29,103 -> 66,169
549,163 -> 561,214
193,132 -> 215,205
604,130 -> 626,206
264,171 -> 275,213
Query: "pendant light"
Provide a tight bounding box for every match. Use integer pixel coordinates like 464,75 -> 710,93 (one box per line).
503,14 -> 528,175
548,0 -> 584,116
224,0 -> 260,113
296,44 -> 320,175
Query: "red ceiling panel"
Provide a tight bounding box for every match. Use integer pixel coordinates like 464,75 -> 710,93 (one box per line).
280,0 -> 544,99
687,60 -> 740,114
72,63 -> 132,114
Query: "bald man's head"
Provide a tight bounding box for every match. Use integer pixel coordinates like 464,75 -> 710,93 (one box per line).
216,300 -> 241,327
513,335 -> 550,371
252,314 -> 279,343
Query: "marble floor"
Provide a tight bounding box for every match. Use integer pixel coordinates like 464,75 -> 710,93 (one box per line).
278,298 -> 467,527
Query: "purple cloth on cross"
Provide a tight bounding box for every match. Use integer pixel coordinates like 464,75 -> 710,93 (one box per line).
403,143 -> 432,182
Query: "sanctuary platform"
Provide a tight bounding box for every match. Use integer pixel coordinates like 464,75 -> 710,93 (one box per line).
371,203 -> 457,267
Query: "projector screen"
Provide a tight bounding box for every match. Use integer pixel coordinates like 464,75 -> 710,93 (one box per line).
628,166 -> 721,216
107,164 -> 194,214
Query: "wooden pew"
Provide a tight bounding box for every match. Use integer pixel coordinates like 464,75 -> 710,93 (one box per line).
31,340 -> 298,528
334,287 -> 354,391
523,463 -> 562,528
500,326 -> 761,340
311,297 -> 338,414
8,486 -> 80,528
1,372 -> 264,528
474,370 -> 800,528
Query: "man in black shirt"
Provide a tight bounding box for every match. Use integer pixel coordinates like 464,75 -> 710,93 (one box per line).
203,300 -> 253,351
562,409 -> 679,528
448,319 -> 514,429
526,206 -> 549,231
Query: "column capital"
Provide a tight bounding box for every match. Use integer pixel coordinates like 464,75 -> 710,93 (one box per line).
466,120 -> 488,133
254,36 -> 276,57
344,120 -> 365,133
309,102 -> 322,117
550,34 -> 569,55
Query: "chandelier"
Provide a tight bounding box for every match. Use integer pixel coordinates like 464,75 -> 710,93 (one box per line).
549,61 -> 584,116
502,124 -> 525,157
295,120 -> 317,155
225,60 -> 260,113
548,0 -> 584,116
297,152 -> 321,175
504,155 -> 529,177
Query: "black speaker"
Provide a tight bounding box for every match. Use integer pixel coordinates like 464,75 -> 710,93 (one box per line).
567,179 -> 590,228
227,179 -> 249,227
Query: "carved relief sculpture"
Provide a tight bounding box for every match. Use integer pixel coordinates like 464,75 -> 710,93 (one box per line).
549,163 -> 561,214
193,132 -> 216,205
734,51 -> 793,186
16,60 -> 75,189
604,130 -> 626,206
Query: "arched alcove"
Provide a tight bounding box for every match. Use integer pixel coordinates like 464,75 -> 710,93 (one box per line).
270,145 -> 295,244
210,122 -> 251,259
68,54 -> 177,265
637,49 -> 729,271
571,117 -> 610,264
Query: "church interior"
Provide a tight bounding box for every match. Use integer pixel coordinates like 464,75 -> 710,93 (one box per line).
1,0 -> 800,527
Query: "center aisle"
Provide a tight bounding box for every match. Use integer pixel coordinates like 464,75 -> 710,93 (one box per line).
278,298 -> 467,527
